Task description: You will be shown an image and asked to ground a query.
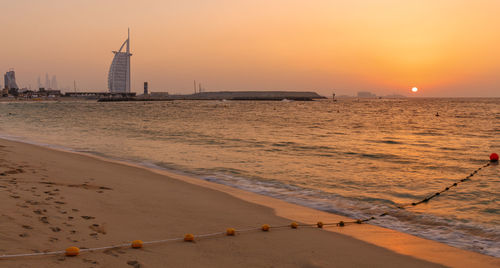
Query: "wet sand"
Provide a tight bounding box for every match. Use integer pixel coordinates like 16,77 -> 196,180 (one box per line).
0,138 -> 498,267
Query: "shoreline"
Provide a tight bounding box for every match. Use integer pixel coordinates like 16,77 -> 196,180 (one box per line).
0,138 -> 498,267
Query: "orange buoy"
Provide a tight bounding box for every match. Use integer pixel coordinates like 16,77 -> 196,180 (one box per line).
290,222 -> 298,229
226,228 -> 236,236
490,153 -> 499,162
184,233 -> 195,242
317,221 -> 324,228
131,240 -> 143,248
65,246 -> 80,256
261,224 -> 270,231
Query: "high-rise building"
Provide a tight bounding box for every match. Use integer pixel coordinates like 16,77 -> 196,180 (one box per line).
37,76 -> 42,89
108,29 -> 132,93
4,69 -> 19,89
51,75 -> 58,90
45,73 -> 51,89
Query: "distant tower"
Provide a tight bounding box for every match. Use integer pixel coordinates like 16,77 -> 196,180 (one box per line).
4,69 -> 19,89
45,73 -> 51,89
37,76 -> 42,89
51,75 -> 58,90
108,29 -> 132,93
144,82 -> 148,95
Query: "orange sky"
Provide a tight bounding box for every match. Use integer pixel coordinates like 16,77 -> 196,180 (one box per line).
1,0 -> 499,97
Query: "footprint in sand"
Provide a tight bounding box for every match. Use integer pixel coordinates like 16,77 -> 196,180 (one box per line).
22,225 -> 33,229
5,169 -> 24,175
83,258 -> 99,265
33,209 -> 43,215
127,260 -> 142,268
39,216 -> 49,224
44,191 -> 57,196
50,227 -> 61,232
81,216 -> 95,220
89,223 -> 107,234
66,237 -> 78,243
19,233 -> 29,238
103,249 -> 120,257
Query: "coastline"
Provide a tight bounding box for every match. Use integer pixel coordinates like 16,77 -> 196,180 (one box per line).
0,138 -> 498,267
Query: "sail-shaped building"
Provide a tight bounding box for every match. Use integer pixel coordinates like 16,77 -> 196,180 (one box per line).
108,29 -> 132,93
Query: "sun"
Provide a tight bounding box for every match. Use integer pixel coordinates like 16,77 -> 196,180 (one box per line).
411,87 -> 418,93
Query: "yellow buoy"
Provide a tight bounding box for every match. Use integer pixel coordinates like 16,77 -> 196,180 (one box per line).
290,222 -> 298,229
261,224 -> 270,231
184,233 -> 195,242
65,246 -> 80,256
226,228 -> 236,236
131,240 -> 143,248
317,221 -> 323,228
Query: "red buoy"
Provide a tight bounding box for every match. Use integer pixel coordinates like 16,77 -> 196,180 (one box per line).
490,153 -> 499,162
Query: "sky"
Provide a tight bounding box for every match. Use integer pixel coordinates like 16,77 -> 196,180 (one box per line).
0,0 -> 499,97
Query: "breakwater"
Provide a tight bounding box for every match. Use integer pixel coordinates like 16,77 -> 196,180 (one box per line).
98,91 -> 326,102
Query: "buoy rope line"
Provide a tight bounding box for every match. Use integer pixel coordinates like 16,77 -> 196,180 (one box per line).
0,154 -> 497,259
396,162 -> 492,209
360,158 -> 496,224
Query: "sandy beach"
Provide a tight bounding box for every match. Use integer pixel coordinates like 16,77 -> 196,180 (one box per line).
0,138 -> 498,268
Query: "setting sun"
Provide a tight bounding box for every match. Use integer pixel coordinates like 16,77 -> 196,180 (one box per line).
412,87 -> 418,93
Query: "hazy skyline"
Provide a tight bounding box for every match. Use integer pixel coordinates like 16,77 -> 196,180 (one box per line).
1,0 -> 499,97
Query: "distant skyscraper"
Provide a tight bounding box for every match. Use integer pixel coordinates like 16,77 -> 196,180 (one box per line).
37,76 -> 42,89
108,29 -> 132,93
51,75 -> 58,90
4,69 -> 19,89
45,73 -> 51,89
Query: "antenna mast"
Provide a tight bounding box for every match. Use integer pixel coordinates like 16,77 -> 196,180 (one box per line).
127,28 -> 130,53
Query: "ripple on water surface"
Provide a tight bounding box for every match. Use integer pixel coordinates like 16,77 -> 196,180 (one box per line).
0,98 -> 498,256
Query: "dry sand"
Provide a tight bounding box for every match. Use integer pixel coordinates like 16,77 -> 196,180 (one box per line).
0,138 -> 498,268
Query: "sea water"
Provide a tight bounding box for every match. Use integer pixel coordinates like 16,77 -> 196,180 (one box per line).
0,98 -> 498,256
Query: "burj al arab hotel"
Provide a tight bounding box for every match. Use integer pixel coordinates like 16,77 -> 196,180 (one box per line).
108,29 -> 132,93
